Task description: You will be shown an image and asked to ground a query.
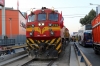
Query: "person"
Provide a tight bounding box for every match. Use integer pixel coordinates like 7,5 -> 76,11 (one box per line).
73,36 -> 76,42
72,36 -> 75,42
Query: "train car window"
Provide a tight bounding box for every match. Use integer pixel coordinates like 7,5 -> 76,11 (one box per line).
84,33 -> 92,40
28,15 -> 35,22
49,13 -> 58,21
62,17 -> 64,21
38,13 -> 46,21
60,17 -> 64,22
87,33 -> 92,39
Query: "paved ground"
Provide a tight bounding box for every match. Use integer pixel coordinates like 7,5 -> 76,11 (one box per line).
76,42 -> 100,66
56,42 -> 71,66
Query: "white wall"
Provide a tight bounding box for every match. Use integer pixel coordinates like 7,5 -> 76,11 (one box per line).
18,11 -> 26,35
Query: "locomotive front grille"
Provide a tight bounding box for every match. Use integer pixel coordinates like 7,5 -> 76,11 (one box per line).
26,37 -> 62,54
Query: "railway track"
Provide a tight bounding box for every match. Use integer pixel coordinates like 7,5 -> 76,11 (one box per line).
2,55 -> 57,66
3,56 -> 33,66
21,59 -> 56,66
3,42 -> 71,66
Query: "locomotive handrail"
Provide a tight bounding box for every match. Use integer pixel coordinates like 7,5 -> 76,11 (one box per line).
73,42 -> 92,66
11,44 -> 27,49
0,44 -> 27,51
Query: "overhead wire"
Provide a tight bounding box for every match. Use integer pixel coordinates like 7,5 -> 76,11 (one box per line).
54,6 -> 96,9
64,16 -> 84,18
1,6 -> 94,19
13,5 -> 93,9
19,6 -> 96,10
63,14 -> 86,16
0,14 -> 86,16
0,14 -> 85,20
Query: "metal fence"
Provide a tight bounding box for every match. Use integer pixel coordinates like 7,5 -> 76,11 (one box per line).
0,35 -> 26,46
73,42 -> 92,66
0,39 -> 15,46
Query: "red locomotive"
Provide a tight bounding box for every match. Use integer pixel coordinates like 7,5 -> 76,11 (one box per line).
26,7 -> 66,59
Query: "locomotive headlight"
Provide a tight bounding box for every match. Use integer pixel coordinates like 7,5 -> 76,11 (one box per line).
32,24 -> 34,27
50,31 -> 54,35
51,32 -> 54,35
42,23 -> 44,26
49,24 -> 52,27
42,9 -> 44,11
30,32 -> 32,35
38,23 -> 41,26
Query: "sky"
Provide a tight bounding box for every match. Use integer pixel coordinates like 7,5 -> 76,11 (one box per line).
4,0 -> 100,35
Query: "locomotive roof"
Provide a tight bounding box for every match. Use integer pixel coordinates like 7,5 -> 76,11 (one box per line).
32,8 -> 60,14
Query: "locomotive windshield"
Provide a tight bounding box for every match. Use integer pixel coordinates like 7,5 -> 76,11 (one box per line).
38,13 -> 46,21
28,15 -> 35,22
49,13 -> 58,21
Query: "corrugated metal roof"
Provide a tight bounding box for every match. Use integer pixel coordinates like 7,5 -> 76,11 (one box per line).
0,7 -> 13,10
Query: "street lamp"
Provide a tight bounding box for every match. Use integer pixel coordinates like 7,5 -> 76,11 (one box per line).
90,3 -> 100,6
90,3 -> 100,16
9,18 -> 12,39
90,3 -> 93,5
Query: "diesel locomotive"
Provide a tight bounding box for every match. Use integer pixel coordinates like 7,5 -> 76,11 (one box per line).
26,7 -> 67,59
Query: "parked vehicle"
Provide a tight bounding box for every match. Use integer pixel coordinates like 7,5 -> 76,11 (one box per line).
92,14 -> 100,54
78,24 -> 93,47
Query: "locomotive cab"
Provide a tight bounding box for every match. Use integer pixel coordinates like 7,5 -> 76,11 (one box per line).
26,7 -> 62,39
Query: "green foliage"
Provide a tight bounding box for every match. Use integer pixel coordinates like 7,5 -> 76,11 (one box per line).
80,9 -> 96,26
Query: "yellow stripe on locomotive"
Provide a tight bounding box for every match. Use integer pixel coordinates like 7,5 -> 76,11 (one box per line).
26,37 -> 62,54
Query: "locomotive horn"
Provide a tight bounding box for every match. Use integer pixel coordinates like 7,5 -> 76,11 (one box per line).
61,11 -> 62,19
51,6 -> 54,10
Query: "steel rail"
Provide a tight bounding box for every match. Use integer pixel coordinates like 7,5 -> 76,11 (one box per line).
47,60 -> 55,66
0,51 -> 28,66
21,58 -> 37,66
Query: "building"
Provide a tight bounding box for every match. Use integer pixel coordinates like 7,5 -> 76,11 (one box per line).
0,7 -> 26,44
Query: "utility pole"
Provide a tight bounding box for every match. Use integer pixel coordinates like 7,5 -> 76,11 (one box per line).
9,18 -> 12,38
90,3 -> 100,15
2,4 -> 5,39
0,0 -> 5,39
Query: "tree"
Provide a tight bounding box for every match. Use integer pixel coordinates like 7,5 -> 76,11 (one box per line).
80,18 -> 83,25
79,9 -> 96,25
